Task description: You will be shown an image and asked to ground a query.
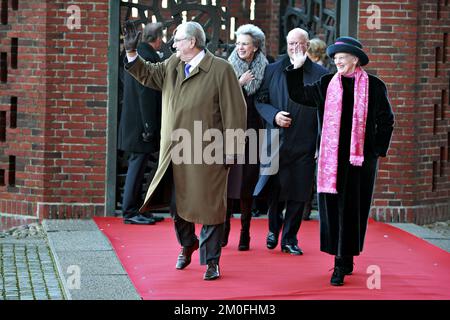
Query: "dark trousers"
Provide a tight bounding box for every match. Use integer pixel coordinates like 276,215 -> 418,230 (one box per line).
122,152 -> 151,218
267,178 -> 305,246
170,174 -> 223,265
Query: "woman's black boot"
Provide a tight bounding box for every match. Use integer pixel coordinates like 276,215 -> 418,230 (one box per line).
330,256 -> 346,286
342,256 -> 354,275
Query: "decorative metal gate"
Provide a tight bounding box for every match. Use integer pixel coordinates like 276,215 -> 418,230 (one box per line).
118,1 -> 355,58
120,0 -> 235,59
281,0 -> 339,51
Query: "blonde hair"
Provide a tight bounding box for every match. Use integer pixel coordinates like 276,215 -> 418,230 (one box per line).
307,38 -> 327,64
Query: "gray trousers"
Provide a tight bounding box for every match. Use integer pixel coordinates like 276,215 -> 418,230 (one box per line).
170,177 -> 223,265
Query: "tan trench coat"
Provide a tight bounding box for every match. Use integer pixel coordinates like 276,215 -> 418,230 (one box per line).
126,50 -> 247,225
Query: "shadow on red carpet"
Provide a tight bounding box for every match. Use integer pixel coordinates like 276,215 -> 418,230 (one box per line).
93,217 -> 450,300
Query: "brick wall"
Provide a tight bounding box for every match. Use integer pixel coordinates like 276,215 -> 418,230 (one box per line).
43,1 -> 108,219
0,0 -> 108,229
254,0 -> 280,59
1,0 -> 49,228
359,0 -> 450,224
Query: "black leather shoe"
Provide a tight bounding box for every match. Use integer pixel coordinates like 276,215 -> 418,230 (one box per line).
221,239 -> 228,247
251,209 -> 261,217
238,230 -> 250,251
266,232 -> 278,249
124,214 -> 155,225
142,212 -> 165,222
203,261 -> 220,280
302,202 -> 312,220
281,244 -> 303,255
175,239 -> 199,270
330,266 -> 346,286
221,218 -> 231,247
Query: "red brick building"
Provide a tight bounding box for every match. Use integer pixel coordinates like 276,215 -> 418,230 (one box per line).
0,0 -> 448,229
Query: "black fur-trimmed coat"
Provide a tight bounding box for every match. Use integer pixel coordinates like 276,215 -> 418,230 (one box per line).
286,65 -> 395,256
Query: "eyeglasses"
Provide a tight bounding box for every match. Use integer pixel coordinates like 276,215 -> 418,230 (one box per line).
235,42 -> 251,47
287,41 -> 308,47
173,37 -> 191,43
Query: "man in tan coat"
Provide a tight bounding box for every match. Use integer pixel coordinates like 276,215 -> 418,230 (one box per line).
123,21 -> 247,280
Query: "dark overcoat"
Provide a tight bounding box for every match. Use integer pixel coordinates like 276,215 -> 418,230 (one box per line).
286,66 -> 395,256
118,42 -> 162,153
254,56 -> 328,201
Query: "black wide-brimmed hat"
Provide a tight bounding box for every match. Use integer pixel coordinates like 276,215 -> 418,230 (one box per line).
326,36 -> 369,66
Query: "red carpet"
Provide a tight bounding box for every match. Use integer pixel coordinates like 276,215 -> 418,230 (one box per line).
94,217 -> 450,300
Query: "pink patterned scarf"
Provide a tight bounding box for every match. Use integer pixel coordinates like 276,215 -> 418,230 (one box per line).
317,66 -> 369,194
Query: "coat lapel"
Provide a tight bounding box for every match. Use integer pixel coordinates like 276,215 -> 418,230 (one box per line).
182,50 -> 214,82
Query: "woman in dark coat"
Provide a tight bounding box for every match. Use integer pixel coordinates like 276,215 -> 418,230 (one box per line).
286,37 -> 394,286
223,24 -> 268,250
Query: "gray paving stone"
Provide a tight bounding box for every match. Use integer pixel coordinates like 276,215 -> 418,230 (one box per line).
4,277 -> 18,283
56,250 -> 127,276
42,220 -> 99,232
67,275 -> 140,300
389,223 -> 448,239
423,239 -> 450,252
18,281 -> 31,287
47,231 -> 111,252
389,223 -> 450,252
0,239 -> 45,246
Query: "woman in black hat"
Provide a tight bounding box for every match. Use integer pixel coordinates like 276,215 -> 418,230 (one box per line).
285,36 -> 395,286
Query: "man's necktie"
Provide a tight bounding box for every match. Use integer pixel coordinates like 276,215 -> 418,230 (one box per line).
184,63 -> 191,77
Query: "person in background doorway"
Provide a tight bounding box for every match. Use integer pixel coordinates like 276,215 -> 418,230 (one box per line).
118,22 -> 165,225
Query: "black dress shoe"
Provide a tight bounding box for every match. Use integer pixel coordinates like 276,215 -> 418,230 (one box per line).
251,209 -> 261,217
281,244 -> 303,255
175,239 -> 199,270
302,202 -> 312,220
124,214 -> 155,225
203,261 -> 220,280
142,212 -> 165,222
221,218 -> 231,247
266,232 -> 278,249
238,230 -> 250,251
221,239 -> 228,247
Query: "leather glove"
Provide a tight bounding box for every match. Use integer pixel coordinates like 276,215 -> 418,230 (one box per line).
142,123 -> 153,142
122,20 -> 141,52
142,131 -> 152,143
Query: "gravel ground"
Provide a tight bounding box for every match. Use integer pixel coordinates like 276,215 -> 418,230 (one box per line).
0,223 -> 46,240
422,220 -> 450,238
